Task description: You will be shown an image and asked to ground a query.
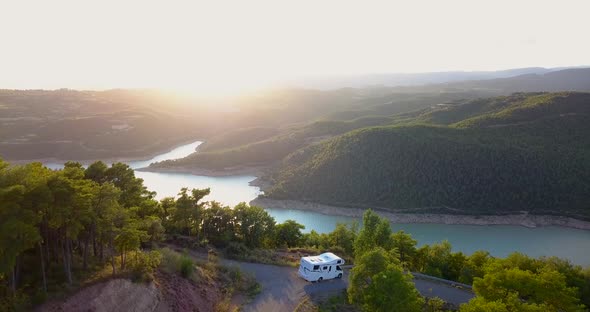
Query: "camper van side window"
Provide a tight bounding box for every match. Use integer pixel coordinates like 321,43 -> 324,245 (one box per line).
313,265 -> 319,271
337,260 -> 342,264
323,266 -> 327,270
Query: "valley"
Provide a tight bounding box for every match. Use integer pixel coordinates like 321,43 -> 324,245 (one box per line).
4,2 -> 590,310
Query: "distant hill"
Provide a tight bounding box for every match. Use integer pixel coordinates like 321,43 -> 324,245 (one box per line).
287,67 -> 587,89
5,67 -> 590,163
0,89 -> 207,160
151,68 -> 590,171
265,92 -> 590,219
392,68 -> 590,94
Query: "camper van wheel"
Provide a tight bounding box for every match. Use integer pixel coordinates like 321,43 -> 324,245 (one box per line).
337,273 -> 342,279
317,277 -> 323,283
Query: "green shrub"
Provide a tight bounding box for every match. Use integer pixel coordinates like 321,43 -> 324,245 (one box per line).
245,277 -> 262,299
179,254 -> 194,278
425,297 -> 445,312
224,242 -> 252,260
31,289 -> 48,306
160,247 -> 195,279
227,266 -> 242,283
160,247 -> 181,274
0,288 -> 31,312
130,250 -> 162,283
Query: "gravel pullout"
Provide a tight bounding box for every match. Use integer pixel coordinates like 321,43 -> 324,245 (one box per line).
39,279 -> 161,312
222,260 -> 474,312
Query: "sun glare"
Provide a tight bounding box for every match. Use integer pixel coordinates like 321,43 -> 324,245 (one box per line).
1,0 -> 589,93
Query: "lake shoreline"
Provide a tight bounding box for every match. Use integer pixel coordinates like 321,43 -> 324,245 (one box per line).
10,138 -> 203,166
137,165 -> 268,177
251,198 -> 590,231
136,162 -> 590,231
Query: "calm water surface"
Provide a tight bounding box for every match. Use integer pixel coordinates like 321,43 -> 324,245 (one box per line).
135,171 -> 260,207
43,141 -> 590,266
268,208 -> 590,265
127,141 -> 204,169
43,141 -> 261,207
129,141 -> 261,205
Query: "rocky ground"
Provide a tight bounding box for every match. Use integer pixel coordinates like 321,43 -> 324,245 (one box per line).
154,270 -> 222,312
39,279 -> 161,312
38,262 -> 244,312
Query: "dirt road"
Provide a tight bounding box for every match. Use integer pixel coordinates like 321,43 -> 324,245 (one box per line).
222,260 -> 474,312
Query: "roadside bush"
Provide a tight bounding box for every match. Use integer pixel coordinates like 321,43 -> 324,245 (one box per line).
315,291 -> 355,312
273,219 -> 305,248
179,254 -> 194,278
0,287 -> 30,312
216,265 -> 261,302
160,247 -> 195,279
224,242 -> 297,266
224,242 -> 252,260
160,247 -> 181,274
425,297 -> 445,312
31,289 -> 48,306
130,250 -> 162,283
227,266 -> 242,283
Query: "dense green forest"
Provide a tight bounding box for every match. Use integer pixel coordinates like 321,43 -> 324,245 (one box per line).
149,92 -> 481,170
345,210 -> 590,311
1,159 -> 589,311
265,92 -> 590,219
0,159 -> 281,310
0,159 -> 300,309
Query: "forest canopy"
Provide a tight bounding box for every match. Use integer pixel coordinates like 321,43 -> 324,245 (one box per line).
265,92 -> 590,219
1,160 -> 589,311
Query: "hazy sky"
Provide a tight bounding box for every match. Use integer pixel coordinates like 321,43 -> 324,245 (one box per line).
1,0 -> 589,94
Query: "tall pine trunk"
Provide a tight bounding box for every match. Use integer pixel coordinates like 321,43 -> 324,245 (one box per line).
15,254 -> 21,290
62,229 -> 73,285
61,238 -> 68,284
92,224 -> 97,257
8,265 -> 16,295
120,247 -> 126,270
67,239 -> 73,283
100,240 -> 104,262
10,267 -> 16,294
83,233 -> 89,270
110,236 -> 116,276
39,242 -> 47,293
51,230 -> 59,264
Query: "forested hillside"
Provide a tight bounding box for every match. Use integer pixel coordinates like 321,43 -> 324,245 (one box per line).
151,69 -> 590,172
265,92 -> 590,219
0,159 -> 285,310
149,91 -> 493,170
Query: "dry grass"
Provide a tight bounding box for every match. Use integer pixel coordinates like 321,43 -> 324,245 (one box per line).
295,291 -> 359,312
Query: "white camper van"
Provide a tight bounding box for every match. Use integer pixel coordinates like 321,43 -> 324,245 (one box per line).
298,252 -> 345,282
